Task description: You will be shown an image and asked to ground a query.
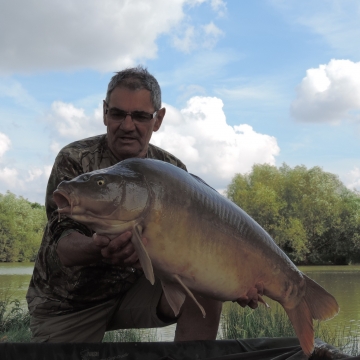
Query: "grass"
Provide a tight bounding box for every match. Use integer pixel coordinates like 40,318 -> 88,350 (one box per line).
0,292 -> 157,343
220,301 -> 360,357
0,296 -> 31,342
1,294 -> 359,357
103,328 -> 158,342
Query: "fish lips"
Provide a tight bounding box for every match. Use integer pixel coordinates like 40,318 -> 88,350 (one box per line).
53,189 -> 78,214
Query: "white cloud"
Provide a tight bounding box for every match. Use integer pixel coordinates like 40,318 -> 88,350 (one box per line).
0,165 -> 52,203
202,22 -> 224,49
0,0 -> 227,73
209,0 -> 227,16
0,132 -> 11,160
344,167 -> 360,191
0,167 -> 19,187
50,141 -> 62,155
291,59 -> 360,123
153,96 -> 280,189
187,0 -> 227,16
173,26 -> 196,53
172,21 -> 223,53
48,101 -> 105,141
26,168 -> 43,182
0,0 -> 188,73
44,166 -> 53,179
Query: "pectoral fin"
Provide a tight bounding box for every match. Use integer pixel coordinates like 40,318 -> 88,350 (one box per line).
162,274 -> 206,318
173,274 -> 206,318
161,280 -> 187,317
131,225 -> 155,285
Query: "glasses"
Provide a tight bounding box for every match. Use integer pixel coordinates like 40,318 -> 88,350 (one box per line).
104,101 -> 157,124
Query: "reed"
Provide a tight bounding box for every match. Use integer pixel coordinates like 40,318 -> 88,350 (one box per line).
220,301 -> 359,357
103,328 -> 158,342
0,297 -> 31,342
1,293 -> 358,357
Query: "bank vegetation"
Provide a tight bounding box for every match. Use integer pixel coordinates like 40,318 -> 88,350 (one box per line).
0,191 -> 46,262
227,163 -> 360,265
1,163 -> 360,264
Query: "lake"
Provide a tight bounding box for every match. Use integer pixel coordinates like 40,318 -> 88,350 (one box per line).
1,263 -> 359,341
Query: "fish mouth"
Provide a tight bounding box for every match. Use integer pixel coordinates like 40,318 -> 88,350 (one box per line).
53,189 -> 77,215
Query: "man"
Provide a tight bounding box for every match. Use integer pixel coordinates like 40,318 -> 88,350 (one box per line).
26,66 -> 222,343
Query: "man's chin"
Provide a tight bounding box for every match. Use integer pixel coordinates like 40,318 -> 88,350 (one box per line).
113,144 -> 143,160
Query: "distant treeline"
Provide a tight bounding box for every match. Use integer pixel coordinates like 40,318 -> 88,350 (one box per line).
227,163 -> 360,265
0,191 -> 46,262
1,163 -> 360,264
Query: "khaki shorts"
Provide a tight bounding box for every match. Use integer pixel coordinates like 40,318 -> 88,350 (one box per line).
30,275 -> 176,343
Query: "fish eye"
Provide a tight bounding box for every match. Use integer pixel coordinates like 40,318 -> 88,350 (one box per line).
97,179 -> 105,186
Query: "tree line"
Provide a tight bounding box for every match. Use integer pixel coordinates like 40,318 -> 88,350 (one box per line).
1,163 -> 360,264
227,163 -> 360,265
0,191 -> 46,262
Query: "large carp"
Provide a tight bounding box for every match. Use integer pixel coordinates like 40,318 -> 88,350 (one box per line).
53,158 -> 339,356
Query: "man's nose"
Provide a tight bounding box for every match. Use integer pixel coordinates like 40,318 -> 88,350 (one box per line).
119,114 -> 136,131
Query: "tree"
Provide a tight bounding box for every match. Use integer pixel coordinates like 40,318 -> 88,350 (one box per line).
0,191 -> 46,262
227,164 -> 360,264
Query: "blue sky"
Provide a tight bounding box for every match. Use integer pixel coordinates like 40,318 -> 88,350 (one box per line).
0,0 -> 360,204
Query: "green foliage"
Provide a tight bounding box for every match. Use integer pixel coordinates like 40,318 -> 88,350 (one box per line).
103,328 -> 157,342
221,302 -> 295,339
221,302 -> 359,356
0,296 -> 31,342
0,191 -> 46,262
227,164 -> 360,264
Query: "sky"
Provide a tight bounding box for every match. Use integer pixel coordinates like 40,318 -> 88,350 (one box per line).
0,0 -> 360,204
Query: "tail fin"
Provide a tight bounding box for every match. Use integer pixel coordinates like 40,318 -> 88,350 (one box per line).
284,273 -> 339,357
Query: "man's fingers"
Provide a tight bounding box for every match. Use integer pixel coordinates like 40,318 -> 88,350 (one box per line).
99,233 -> 148,268
106,231 -> 132,252
92,233 -> 110,248
122,252 -> 139,266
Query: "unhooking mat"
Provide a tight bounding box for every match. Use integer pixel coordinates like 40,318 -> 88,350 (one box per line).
1,338 -> 359,360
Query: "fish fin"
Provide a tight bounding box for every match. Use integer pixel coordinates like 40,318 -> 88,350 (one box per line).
302,273 -> 339,321
131,225 -> 155,285
173,274 -> 206,318
283,274 -> 339,357
284,297 -> 314,357
161,280 -> 187,317
258,295 -> 270,308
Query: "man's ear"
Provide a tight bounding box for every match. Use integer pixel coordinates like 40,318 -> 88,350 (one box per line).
103,100 -> 108,126
153,107 -> 165,132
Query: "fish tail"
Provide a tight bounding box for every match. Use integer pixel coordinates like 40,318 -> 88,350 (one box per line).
284,273 -> 339,357
302,273 -> 339,321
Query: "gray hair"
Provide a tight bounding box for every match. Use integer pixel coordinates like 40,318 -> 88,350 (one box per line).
105,65 -> 162,110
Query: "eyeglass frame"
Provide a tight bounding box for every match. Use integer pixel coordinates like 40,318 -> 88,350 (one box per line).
103,100 -> 158,124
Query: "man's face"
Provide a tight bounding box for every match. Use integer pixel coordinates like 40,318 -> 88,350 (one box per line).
103,87 -> 164,161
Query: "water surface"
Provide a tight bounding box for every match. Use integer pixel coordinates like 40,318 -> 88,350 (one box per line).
1,263 -> 359,341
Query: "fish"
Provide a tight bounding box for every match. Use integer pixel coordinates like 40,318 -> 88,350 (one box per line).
53,158 -> 339,357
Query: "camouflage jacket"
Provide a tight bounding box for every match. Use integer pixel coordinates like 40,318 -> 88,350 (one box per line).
26,134 -> 187,316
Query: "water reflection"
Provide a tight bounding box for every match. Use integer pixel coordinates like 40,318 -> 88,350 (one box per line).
1,263 -> 359,342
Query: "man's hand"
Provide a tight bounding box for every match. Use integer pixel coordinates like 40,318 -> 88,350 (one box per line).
93,231 -> 145,269
57,230 -> 146,268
